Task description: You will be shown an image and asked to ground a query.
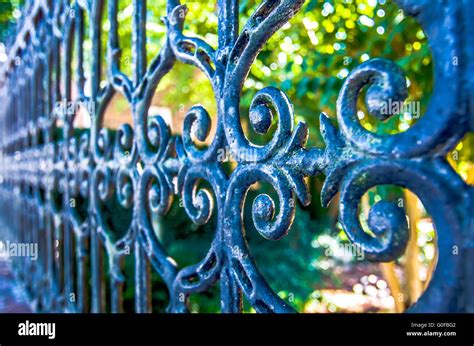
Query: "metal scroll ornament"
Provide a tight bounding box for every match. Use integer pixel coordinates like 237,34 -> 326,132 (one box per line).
0,0 -> 472,313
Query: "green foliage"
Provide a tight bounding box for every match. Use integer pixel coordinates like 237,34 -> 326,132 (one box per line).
5,0 -> 451,313
94,0 -> 435,313
0,0 -> 24,45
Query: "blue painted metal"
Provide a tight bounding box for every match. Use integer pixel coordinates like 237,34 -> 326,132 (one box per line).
0,0 -> 472,313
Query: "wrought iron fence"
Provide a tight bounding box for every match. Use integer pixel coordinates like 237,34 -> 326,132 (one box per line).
0,0 -> 472,313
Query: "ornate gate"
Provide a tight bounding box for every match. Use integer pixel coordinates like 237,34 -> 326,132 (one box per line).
0,0 -> 472,313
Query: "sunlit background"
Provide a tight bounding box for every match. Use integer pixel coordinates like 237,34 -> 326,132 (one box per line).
1,0 -> 473,313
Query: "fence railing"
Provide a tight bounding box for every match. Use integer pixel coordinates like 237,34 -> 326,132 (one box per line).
0,0 -> 472,313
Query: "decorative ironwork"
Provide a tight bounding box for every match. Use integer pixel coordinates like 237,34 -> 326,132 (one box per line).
0,0 -> 472,313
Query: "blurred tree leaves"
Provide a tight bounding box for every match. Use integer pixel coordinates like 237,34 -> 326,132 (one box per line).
8,0 -> 470,313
